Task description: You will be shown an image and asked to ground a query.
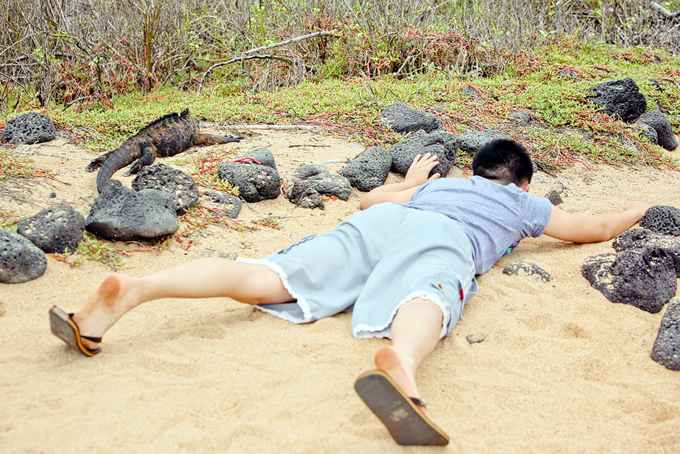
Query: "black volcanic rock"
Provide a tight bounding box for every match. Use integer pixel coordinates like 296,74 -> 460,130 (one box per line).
636,110 -> 678,151
502,260 -> 551,282
16,204 -> 85,254
390,129 -> 458,178
0,230 -> 47,284
1,112 -> 56,144
582,248 -> 676,314
340,146 -> 392,192
291,164 -> 352,201
381,102 -> 442,134
131,164 -> 199,213
458,130 -> 512,155
86,180 -> 179,241
640,206 -> 680,236
286,179 -> 325,209
651,297 -> 680,370
613,229 -> 680,277
218,162 -> 282,203
587,78 -> 646,122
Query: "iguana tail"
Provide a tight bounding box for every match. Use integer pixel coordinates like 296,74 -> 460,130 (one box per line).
96,146 -> 138,193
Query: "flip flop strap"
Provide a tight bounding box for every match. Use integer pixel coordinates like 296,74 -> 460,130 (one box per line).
409,397 -> 426,408
68,313 -> 102,343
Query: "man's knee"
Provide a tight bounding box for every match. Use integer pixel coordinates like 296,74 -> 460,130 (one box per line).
241,264 -> 291,305
398,298 -> 444,321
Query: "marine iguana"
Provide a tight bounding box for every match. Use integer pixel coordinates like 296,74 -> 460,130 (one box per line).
86,109 -> 242,193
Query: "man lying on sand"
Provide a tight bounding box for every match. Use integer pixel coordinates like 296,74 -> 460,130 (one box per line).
49,139 -> 650,446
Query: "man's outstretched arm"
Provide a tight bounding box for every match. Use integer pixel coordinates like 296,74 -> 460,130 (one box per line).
543,201 -> 651,243
359,153 -> 440,210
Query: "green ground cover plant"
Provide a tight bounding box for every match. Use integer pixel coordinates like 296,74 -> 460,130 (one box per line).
0,150 -> 54,179
0,208 -> 23,232
17,35 -> 676,170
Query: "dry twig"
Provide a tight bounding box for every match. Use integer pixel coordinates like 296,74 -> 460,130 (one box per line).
197,31 -> 334,96
650,2 -> 680,19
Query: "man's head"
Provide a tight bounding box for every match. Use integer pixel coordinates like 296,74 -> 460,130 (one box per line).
472,139 -> 534,189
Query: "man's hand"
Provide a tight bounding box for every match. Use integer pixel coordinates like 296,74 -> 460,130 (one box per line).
623,201 -> 652,214
404,153 -> 440,188
359,153 -> 441,210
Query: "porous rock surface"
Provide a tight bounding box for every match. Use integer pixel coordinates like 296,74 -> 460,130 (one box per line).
640,205 -> 680,236
581,248 -> 676,314
390,129 -> 458,177
236,148 -> 278,170
380,102 -> 442,134
651,297 -> 680,370
16,204 -> 85,254
502,260 -> 552,282
204,192 -> 242,219
458,129 -> 512,155
218,161 -> 281,203
635,110 -> 678,151
285,179 -> 325,209
613,228 -> 680,276
586,77 -> 647,122
86,180 -> 179,241
340,146 -> 391,192
131,163 -> 199,213
291,164 -> 352,201
1,112 -> 56,144
0,230 -> 48,284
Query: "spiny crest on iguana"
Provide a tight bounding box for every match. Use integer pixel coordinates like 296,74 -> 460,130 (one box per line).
86,108 -> 242,193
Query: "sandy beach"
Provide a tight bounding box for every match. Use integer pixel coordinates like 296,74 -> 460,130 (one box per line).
1,126 -> 679,453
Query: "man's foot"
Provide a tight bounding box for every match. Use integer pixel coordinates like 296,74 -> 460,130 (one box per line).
71,275 -> 136,351
49,306 -> 102,356
354,370 -> 449,446
374,346 -> 421,403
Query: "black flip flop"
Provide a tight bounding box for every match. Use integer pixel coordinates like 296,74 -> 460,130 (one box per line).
49,306 -> 102,356
354,369 -> 449,446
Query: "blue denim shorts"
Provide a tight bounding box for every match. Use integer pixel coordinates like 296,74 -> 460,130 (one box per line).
237,203 -> 477,339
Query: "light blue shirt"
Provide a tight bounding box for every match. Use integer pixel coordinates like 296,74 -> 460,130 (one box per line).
406,176 -> 553,274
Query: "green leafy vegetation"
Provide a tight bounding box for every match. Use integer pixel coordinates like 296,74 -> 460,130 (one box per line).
0,150 -> 54,180
27,36 -> 678,170
0,208 -> 23,232
50,232 -> 173,268
168,148 -> 241,194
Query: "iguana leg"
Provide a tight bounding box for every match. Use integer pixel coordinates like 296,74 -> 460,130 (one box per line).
193,132 -> 243,146
86,151 -> 115,172
123,146 -> 156,176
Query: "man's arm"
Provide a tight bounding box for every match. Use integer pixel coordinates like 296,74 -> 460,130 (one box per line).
543,201 -> 651,243
359,153 -> 440,210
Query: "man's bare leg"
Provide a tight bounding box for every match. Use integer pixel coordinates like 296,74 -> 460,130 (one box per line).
72,259 -> 292,350
374,298 -> 443,403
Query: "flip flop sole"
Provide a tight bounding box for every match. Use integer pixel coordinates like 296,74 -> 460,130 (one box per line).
49,306 -> 100,356
355,370 -> 449,446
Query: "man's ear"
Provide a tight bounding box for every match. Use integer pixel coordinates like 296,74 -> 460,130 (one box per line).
519,182 -> 531,192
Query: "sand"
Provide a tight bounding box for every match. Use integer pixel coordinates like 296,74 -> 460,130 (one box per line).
1,126 -> 679,454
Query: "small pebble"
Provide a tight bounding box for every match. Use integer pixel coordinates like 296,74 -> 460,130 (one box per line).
466,333 -> 487,344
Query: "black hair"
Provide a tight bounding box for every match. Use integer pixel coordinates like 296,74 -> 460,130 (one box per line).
471,138 -> 534,186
